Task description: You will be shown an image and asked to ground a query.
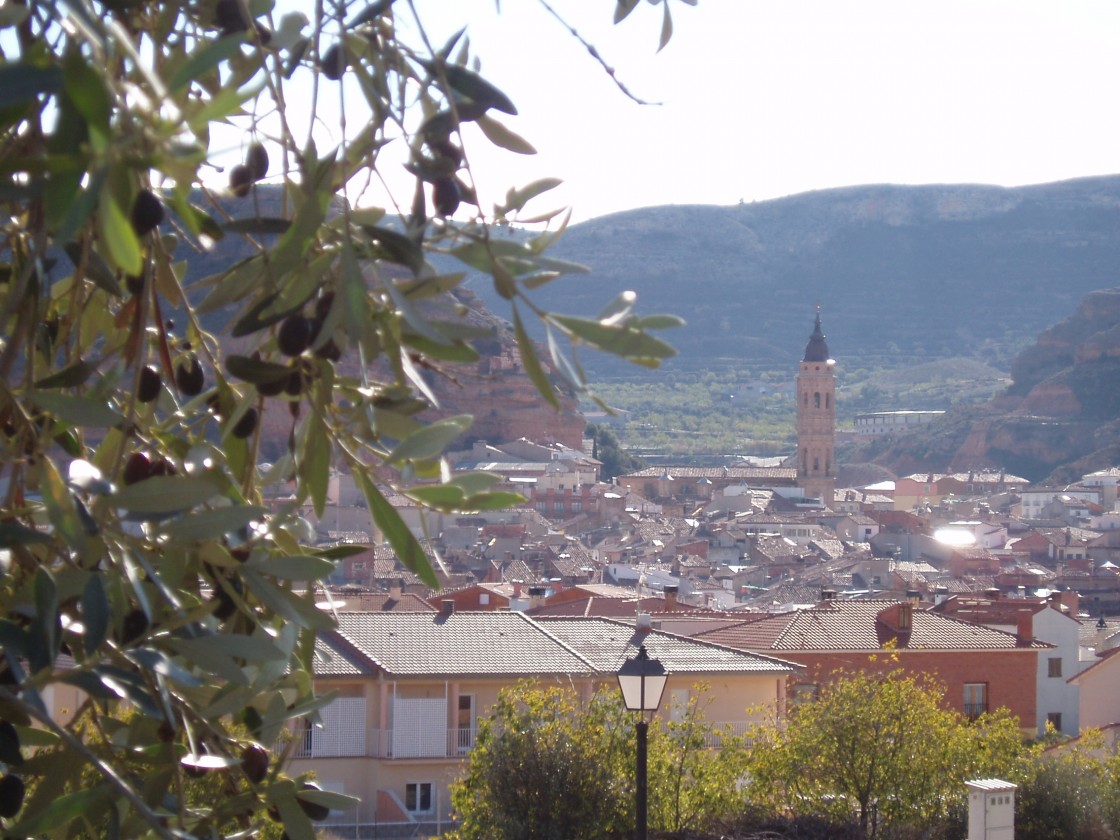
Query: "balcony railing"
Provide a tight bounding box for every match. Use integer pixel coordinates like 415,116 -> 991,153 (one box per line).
290,721 -> 757,760
963,702 -> 988,721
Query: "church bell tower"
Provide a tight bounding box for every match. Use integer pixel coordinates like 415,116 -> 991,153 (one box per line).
796,309 -> 836,507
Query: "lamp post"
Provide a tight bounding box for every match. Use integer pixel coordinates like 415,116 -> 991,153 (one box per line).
617,644 -> 668,840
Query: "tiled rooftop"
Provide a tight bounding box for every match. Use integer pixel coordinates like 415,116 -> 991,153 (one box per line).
537,618 -> 796,674
694,600 -> 1047,652
329,612 -> 591,677
317,612 -> 796,679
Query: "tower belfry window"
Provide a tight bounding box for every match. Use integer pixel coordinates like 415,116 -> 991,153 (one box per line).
814,392 -> 821,409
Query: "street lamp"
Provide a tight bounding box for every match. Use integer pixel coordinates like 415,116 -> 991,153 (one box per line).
617,644 -> 668,840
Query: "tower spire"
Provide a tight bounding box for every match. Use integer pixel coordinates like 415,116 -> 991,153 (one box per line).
796,308 -> 836,507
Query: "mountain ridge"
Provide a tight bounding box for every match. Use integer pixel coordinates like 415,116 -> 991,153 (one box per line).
465,175 -> 1120,381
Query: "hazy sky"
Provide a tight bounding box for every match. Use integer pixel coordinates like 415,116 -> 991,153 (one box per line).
420,0 -> 1120,222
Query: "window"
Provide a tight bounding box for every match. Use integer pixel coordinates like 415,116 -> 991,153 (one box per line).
1047,712 -> 1063,732
406,782 -> 433,813
814,392 -> 821,409
789,683 -> 818,706
1048,657 -> 1063,678
963,683 -> 988,720
571,501 -> 582,512
553,501 -> 564,511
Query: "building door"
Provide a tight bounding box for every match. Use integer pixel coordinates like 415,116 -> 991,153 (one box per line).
457,694 -> 475,753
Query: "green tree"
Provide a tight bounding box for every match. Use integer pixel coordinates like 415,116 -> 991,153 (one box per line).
1016,729 -> 1116,840
745,666 -> 1026,838
588,423 -> 646,480
449,682 -> 750,840
0,1 -> 683,836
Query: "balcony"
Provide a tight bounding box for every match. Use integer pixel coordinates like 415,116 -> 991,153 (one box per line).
291,726 -> 477,760
291,720 -> 756,760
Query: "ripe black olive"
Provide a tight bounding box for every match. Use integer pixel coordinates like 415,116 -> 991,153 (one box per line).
246,142 -> 269,181
130,189 -> 164,237
433,176 -> 461,217
298,782 -> 330,821
175,356 -> 205,396
231,407 -> 259,439
320,44 -> 346,81
137,366 -> 162,403
241,743 -> 269,784
229,164 -> 253,198
122,451 -> 154,485
0,774 -> 24,819
277,315 -> 314,357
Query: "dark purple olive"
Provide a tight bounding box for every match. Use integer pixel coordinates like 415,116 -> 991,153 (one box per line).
130,189 -> 164,237
321,44 -> 346,80
241,744 -> 269,784
231,407 -> 259,439
433,177 -> 460,217
298,782 -> 330,821
246,142 -> 269,181
277,315 -> 314,357
0,774 -> 24,819
137,366 -> 162,403
175,356 -> 205,396
122,452 -> 154,485
229,164 -> 253,198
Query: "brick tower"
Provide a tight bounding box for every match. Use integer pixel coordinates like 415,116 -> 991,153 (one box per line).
796,309 -> 836,507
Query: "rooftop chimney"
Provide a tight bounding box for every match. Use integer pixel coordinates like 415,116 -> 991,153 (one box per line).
636,613 -> 653,633
906,589 -> 921,606
390,578 -> 404,600
664,585 -> 679,610
528,586 -> 547,610
820,589 -> 837,603
440,599 -> 455,616
1016,612 -> 1033,646
934,585 -> 949,606
898,602 -> 913,631
984,587 -> 1001,601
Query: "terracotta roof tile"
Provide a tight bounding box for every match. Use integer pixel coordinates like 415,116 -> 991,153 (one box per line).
316,612 -> 797,679
694,600 -> 1045,652
537,618 -> 796,674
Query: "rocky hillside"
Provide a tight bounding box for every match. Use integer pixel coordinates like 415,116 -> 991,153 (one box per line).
845,288 -> 1120,482
468,176 -> 1120,380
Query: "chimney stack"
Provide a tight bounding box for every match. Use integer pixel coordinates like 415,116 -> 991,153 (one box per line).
528,586 -> 547,610
664,585 -> 679,610
820,589 -> 837,603
390,578 -> 404,600
934,585 -> 950,606
636,613 -> 653,633
1016,612 -> 1033,646
906,589 -> 921,606
440,599 -> 455,616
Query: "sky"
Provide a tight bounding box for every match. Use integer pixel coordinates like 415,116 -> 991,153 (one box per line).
404,0 -> 1120,222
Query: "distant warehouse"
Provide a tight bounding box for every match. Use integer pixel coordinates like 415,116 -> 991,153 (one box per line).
854,410 -> 945,436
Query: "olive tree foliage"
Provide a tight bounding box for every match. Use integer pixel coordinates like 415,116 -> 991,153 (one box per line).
1014,728 -> 1120,840
0,0 -> 686,836
744,667 -> 1026,839
449,683 -> 750,840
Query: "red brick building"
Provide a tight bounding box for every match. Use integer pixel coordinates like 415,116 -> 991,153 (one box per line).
694,598 -> 1045,729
